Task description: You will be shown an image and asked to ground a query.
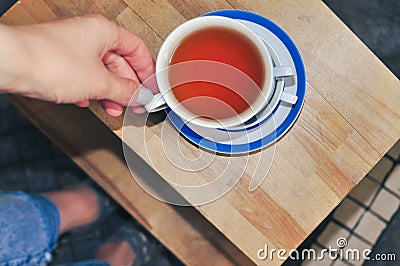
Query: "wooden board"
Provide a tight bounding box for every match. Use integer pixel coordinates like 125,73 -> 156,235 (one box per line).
9,95 -> 252,266
2,0 -> 400,265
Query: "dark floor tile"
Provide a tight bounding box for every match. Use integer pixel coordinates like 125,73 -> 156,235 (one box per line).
0,135 -> 20,167
51,143 -> 68,157
52,156 -> 84,174
52,157 -> 87,187
23,160 -> 58,192
383,55 -> 400,78
364,208 -> 400,265
0,166 -> 27,191
97,205 -> 126,235
52,244 -> 76,265
17,130 -> 55,162
0,0 -> 16,16
323,0 -> 400,78
0,155 -> 84,192
0,94 -> 11,107
0,96 -> 35,134
55,172 -> 85,189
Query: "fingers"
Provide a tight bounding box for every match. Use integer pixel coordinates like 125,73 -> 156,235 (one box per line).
104,72 -> 139,106
111,26 -> 157,91
102,25 -> 159,116
99,100 -> 123,117
102,52 -> 141,107
103,52 -> 156,111
76,98 -> 124,117
131,105 -> 146,114
103,51 -> 139,81
76,100 -> 90,107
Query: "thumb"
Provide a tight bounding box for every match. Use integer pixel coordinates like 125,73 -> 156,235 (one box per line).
104,73 -> 140,106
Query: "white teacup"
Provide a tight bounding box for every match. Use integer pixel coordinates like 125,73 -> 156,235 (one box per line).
137,16 -> 296,129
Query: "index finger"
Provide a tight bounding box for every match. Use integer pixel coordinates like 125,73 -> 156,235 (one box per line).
111,26 -> 158,93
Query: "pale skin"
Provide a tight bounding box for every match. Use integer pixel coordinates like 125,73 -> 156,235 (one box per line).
44,188 -> 136,265
0,15 -> 158,265
0,14 -> 158,116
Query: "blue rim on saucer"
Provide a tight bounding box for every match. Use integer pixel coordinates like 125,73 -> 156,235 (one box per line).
166,10 -> 306,154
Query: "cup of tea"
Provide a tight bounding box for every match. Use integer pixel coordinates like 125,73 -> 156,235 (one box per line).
137,16 -> 296,129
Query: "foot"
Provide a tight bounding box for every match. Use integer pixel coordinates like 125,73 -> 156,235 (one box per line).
43,186 -> 99,233
96,241 -> 136,266
96,221 -> 162,266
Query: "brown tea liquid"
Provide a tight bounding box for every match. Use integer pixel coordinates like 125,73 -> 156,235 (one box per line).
169,27 -> 265,121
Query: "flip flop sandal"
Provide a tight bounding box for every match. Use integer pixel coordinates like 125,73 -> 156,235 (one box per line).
67,180 -> 118,234
107,221 -> 163,266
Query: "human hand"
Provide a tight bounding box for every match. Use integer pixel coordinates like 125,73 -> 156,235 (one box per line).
0,15 -> 157,116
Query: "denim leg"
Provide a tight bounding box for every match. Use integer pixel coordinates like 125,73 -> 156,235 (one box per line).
0,190 -> 60,266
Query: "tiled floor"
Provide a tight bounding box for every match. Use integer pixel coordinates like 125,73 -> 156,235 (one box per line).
299,148 -> 400,266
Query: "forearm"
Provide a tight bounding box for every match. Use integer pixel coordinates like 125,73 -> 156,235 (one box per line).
0,15 -> 155,116
0,24 -> 31,95
0,22 -> 78,101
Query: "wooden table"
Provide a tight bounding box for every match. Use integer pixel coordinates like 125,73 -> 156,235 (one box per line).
2,1 -> 399,265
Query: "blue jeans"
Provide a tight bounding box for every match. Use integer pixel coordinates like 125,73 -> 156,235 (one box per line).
0,191 -> 108,266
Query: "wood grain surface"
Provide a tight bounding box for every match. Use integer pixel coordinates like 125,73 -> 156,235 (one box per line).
8,95 -> 251,266
2,0 -> 399,265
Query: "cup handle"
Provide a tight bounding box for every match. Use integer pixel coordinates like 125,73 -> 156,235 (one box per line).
145,93 -> 168,112
280,91 -> 298,105
273,66 -> 295,78
136,87 -> 168,112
